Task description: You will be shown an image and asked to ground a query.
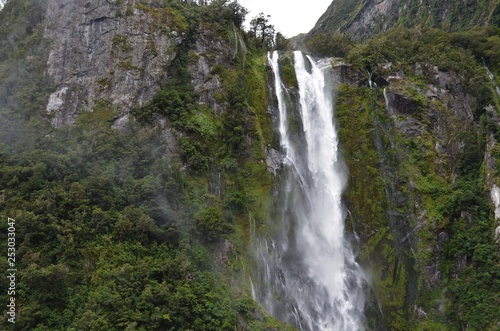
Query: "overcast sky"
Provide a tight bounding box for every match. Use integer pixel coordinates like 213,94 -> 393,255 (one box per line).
237,0 -> 332,38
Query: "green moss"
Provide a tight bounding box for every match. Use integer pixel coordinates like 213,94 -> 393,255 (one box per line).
136,1 -> 189,33
96,77 -> 112,91
112,34 -> 132,53
278,54 -> 298,90
116,57 -> 142,71
335,84 -> 412,329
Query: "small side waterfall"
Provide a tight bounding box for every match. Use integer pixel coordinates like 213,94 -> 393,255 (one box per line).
368,71 -> 375,89
253,51 -> 366,331
482,58 -> 500,98
491,185 -> 500,243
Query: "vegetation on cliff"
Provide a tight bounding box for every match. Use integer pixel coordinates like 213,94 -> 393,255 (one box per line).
327,25 -> 500,331
0,0 -> 290,330
308,0 -> 500,41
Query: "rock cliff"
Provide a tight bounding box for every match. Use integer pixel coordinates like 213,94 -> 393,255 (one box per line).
44,0 -> 181,127
330,28 -> 500,329
309,0 -> 500,40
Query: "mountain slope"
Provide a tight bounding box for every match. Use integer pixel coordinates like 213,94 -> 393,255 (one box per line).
309,0 -> 500,40
0,1 -> 291,330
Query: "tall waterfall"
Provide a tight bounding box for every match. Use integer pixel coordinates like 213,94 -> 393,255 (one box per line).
254,51 -> 366,330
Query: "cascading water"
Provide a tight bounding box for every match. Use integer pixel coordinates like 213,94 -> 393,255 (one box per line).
253,51 -> 366,331
482,58 -> 500,98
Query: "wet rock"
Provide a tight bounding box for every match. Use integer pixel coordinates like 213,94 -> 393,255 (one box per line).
265,147 -> 285,174
438,232 -> 449,245
408,180 -> 415,192
111,114 -> 129,132
385,89 -> 421,117
331,61 -> 366,86
451,255 -> 467,276
423,264 -> 441,287
396,117 -> 423,138
413,305 -> 427,321
217,239 -> 235,266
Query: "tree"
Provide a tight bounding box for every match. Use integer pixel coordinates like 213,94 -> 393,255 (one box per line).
274,32 -> 289,51
204,0 -> 249,29
249,12 -> 275,49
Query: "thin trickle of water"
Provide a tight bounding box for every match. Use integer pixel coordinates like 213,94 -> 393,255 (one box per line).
490,185 -> 500,243
482,58 -> 500,98
368,71 -> 377,89
383,88 -> 389,111
249,276 -> 256,300
254,51 -> 366,331
491,185 -> 500,220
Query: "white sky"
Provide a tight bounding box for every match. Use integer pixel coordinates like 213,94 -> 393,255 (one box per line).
237,0 -> 332,38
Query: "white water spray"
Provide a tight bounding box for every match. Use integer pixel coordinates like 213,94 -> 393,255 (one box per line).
257,51 -> 366,331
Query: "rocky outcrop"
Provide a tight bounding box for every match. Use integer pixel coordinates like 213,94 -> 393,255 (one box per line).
336,61 -> 474,172
381,63 -> 474,176
187,24 -> 242,115
44,0 -> 180,127
343,0 -> 401,40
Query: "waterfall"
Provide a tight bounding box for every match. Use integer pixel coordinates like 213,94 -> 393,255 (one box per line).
383,88 -> 389,110
255,51 -> 366,331
491,185 -> 500,243
367,71 -> 376,89
482,58 -> 500,98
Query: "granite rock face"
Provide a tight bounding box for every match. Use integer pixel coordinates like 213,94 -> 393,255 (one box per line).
44,0 -> 179,127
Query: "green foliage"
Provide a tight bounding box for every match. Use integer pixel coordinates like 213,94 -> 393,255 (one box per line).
112,34 -> 132,53
305,32 -> 354,57
195,205 -> 231,241
249,12 -> 276,49
0,97 -> 282,329
135,0 -> 189,33
435,126 -> 500,329
0,0 -> 54,150
278,55 -> 298,90
346,27 -> 479,74
335,85 -> 410,329
336,85 -> 387,243
0,2 -> 289,330
307,0 -> 500,41
274,32 -> 290,51
307,0 -> 366,39
203,0 -> 249,30
340,24 -> 500,329
0,0 -> 47,62
335,35 -> 500,327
